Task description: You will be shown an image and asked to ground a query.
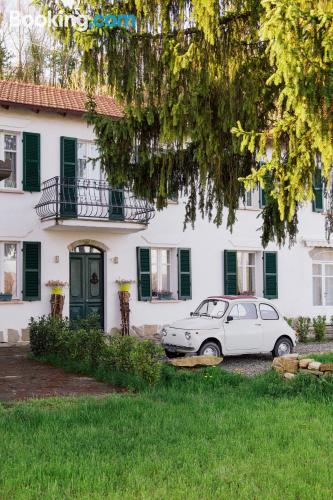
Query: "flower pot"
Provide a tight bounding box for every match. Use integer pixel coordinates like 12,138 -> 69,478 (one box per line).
119,283 -> 132,293
52,287 -> 63,296
0,293 -> 12,301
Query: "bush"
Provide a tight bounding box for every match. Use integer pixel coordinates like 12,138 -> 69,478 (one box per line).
294,316 -> 311,343
313,316 -> 327,342
104,336 -> 164,385
29,315 -> 70,356
29,315 -> 163,385
284,317 -> 294,328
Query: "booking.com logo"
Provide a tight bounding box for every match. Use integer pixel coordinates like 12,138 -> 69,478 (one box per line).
9,10 -> 136,31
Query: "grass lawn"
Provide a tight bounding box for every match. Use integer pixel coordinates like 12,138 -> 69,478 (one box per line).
1,368 -> 333,499
311,352 -> 333,363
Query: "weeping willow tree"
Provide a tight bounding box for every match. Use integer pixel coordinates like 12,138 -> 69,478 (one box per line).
35,0 -> 333,246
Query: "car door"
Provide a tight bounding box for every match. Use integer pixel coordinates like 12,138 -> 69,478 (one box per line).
223,302 -> 263,353
258,303 -> 280,351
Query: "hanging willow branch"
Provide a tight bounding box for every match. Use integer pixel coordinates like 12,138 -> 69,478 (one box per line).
36,0 -> 325,247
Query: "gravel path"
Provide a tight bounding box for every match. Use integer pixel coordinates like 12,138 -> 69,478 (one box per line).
221,341 -> 333,377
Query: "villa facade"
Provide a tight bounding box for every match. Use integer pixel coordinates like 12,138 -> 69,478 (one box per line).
0,80 -> 331,342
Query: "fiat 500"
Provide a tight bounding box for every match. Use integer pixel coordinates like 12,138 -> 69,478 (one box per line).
161,296 -> 297,358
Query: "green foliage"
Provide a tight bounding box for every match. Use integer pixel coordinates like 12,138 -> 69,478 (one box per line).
29,315 -> 70,357
33,0 -> 333,245
294,316 -> 311,343
283,316 -> 294,327
313,315 -> 327,342
29,315 -> 163,385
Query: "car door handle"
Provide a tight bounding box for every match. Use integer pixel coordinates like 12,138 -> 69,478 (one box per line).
255,323 -> 263,326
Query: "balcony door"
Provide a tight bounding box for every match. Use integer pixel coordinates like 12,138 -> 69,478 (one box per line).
69,246 -> 104,328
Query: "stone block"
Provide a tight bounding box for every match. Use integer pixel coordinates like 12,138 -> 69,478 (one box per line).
272,356 -> 299,373
284,372 -> 296,380
319,363 -> 333,372
299,358 -> 314,369
0,331 -> 4,343
300,368 -> 323,376
308,361 -> 322,371
7,329 -> 19,343
144,324 -> 159,337
21,328 -> 30,342
169,356 -> 223,368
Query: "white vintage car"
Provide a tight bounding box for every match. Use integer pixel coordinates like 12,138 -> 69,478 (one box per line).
161,296 -> 297,358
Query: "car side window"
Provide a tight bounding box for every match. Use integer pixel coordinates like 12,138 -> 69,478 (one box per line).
260,303 -> 279,320
230,303 -> 257,320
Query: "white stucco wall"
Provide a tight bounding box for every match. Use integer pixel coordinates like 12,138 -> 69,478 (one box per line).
0,106 -> 332,340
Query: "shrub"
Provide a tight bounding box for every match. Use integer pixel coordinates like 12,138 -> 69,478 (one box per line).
312,316 -> 327,342
29,315 -> 163,385
284,317 -> 294,328
294,317 -> 311,343
104,336 -> 164,385
29,315 -> 70,356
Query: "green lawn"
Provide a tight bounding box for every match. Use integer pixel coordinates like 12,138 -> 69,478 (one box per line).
311,352 -> 333,363
1,368 -> 333,499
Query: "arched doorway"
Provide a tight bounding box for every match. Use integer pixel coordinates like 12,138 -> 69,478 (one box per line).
69,245 -> 104,328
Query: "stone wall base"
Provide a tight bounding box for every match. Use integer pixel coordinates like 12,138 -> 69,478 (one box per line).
0,328 -> 30,344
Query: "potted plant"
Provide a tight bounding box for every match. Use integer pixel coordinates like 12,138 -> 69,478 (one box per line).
157,290 -> 173,300
46,280 -> 68,295
116,279 -> 135,293
0,293 -> 12,301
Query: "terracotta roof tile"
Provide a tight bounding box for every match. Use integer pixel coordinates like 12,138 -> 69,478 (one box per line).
0,80 -> 123,118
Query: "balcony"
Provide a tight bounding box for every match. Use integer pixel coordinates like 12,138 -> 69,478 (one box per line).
35,177 -> 155,233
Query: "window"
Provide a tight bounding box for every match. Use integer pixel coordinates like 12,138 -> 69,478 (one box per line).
313,262 -> 333,306
0,243 -> 18,297
151,249 -> 171,298
194,299 -> 228,318
77,141 -> 101,181
260,303 -> 279,320
0,133 -> 18,188
237,252 -> 256,295
230,302 -> 258,320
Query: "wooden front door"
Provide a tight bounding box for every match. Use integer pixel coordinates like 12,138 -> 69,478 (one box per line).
69,246 -> 104,328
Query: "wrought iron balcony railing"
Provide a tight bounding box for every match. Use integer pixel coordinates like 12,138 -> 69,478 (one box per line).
35,176 -> 155,224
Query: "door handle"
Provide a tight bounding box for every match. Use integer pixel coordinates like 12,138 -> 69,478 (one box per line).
255,323 -> 263,326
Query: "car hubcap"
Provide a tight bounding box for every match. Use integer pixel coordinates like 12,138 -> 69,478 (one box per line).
278,342 -> 291,356
202,346 -> 219,357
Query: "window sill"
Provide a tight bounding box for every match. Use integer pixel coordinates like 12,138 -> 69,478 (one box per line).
0,300 -> 24,305
0,188 -> 24,194
151,299 -> 183,304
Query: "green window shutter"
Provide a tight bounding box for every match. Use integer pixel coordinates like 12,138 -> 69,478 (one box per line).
178,248 -> 192,300
312,168 -> 324,212
109,188 -> 125,220
60,137 -> 77,217
224,250 -> 237,295
259,187 -> 266,208
137,247 -> 151,301
23,242 -> 41,301
60,136 -> 77,179
23,132 -> 40,192
263,252 -> 278,299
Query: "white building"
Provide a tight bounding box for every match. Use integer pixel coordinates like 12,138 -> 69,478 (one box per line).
0,80 -> 331,342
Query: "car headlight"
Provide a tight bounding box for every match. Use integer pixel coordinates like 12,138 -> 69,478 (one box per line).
161,328 -> 167,337
185,331 -> 191,340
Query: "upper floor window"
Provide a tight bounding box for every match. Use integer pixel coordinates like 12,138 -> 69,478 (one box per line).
0,133 -> 18,189
77,141 -> 102,181
0,243 -> 17,298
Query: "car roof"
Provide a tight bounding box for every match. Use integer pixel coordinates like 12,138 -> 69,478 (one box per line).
207,295 -> 258,301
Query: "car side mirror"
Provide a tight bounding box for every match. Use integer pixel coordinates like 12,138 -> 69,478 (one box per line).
190,312 -> 194,316
226,315 -> 233,323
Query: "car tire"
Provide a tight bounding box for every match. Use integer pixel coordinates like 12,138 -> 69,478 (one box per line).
198,341 -> 222,357
273,336 -> 293,358
165,350 -> 185,359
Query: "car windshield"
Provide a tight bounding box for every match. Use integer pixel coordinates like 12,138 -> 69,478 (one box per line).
193,299 -> 228,318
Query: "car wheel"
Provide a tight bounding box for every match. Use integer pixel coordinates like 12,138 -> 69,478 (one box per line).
199,341 -> 221,357
273,337 -> 293,358
165,350 -> 185,359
